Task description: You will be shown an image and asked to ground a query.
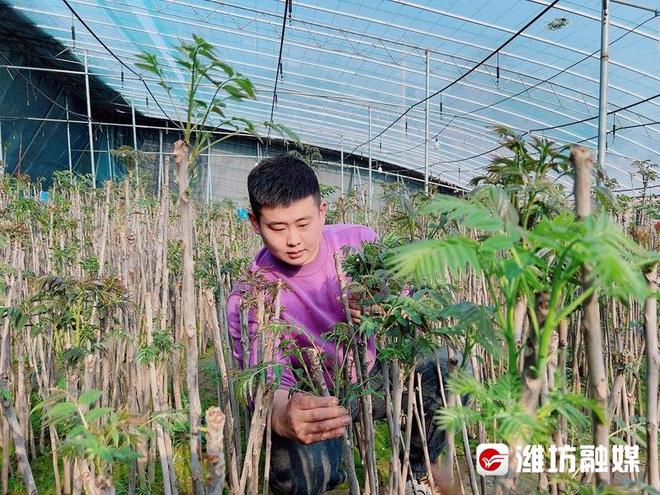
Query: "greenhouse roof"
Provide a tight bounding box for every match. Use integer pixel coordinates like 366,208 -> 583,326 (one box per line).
5,0 -> 660,190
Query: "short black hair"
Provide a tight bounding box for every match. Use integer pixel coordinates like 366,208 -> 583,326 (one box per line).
247,155 -> 321,219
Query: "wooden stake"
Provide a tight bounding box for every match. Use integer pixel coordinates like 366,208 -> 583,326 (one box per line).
205,407 -> 226,495
173,139 -> 204,495
572,146 -> 610,486
643,265 -> 659,489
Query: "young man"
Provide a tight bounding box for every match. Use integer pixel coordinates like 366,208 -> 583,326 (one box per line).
226,155 -> 452,495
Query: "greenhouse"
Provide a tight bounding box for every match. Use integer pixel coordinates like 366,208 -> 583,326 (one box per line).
0,0 -> 658,494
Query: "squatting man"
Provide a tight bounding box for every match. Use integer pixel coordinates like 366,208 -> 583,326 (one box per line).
226,155 -> 460,495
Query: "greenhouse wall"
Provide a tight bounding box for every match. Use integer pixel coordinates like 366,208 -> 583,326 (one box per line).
121,129 -> 422,206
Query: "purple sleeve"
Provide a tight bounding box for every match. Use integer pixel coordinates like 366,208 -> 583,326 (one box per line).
362,227 -> 379,243
226,289 -> 296,390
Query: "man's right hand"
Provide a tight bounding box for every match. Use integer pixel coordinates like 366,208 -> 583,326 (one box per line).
271,389 -> 350,445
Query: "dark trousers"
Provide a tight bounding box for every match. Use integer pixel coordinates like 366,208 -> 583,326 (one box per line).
269,349 -> 452,495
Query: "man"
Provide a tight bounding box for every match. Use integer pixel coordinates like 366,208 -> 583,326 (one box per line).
227,155 -> 453,494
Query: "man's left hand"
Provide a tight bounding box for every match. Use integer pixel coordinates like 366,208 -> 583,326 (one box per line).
348,293 -> 383,325
347,293 -> 362,325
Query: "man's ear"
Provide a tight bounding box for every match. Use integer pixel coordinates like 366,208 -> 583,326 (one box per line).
248,212 -> 261,235
319,201 -> 328,223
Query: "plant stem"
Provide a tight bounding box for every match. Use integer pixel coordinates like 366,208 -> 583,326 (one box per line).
173,139 -> 204,495
572,145 -> 610,487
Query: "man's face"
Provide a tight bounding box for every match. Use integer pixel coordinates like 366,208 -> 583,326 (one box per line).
249,195 -> 328,266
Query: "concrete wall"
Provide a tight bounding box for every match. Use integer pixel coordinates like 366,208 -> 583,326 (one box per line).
133,131 -> 424,207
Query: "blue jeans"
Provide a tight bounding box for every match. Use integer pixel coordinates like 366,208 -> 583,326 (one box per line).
269,349 -> 451,495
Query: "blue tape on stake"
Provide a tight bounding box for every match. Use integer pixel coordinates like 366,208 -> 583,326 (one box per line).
236,207 -> 249,220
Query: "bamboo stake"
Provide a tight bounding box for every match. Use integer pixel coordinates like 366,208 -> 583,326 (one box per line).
238,287 -> 275,495
435,363 -> 455,488
96,477 -> 115,495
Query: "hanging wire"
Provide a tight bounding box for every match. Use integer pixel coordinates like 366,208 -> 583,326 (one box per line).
0,51 -> 89,119
446,14 -> 658,134
61,0 -> 175,124
266,0 -> 292,140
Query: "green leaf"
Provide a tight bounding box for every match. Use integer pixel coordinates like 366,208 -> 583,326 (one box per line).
528,213 -> 577,248
135,62 -> 158,74
215,60 -> 235,77
471,185 -> 520,225
593,184 -> 623,213
435,405 -> 480,433
234,75 -> 256,99
137,345 -> 156,364
446,373 -> 486,399
111,428 -> 120,447
48,402 -> 77,421
192,98 -> 208,109
580,215 -> 652,300
229,116 -> 256,133
439,302 -> 500,357
137,425 -> 154,439
174,58 -> 192,70
480,229 -> 521,252
61,346 -> 88,367
232,362 -> 271,405
85,407 -> 113,423
264,122 -> 302,148
422,195 -> 504,232
135,53 -> 161,75
78,389 -> 102,408
210,105 -> 225,118
223,84 -> 248,99
388,237 -> 480,285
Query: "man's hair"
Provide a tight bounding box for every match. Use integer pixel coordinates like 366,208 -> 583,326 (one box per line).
248,154 -> 321,219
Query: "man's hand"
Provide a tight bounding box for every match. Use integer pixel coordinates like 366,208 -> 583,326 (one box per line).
348,293 -> 383,325
271,389 -> 350,445
347,293 -> 362,325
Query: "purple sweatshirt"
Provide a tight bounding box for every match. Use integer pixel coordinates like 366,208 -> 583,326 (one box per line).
226,224 -> 378,390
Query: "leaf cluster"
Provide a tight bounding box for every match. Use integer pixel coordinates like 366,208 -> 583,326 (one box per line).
35,389 -> 148,475
136,35 -> 300,166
